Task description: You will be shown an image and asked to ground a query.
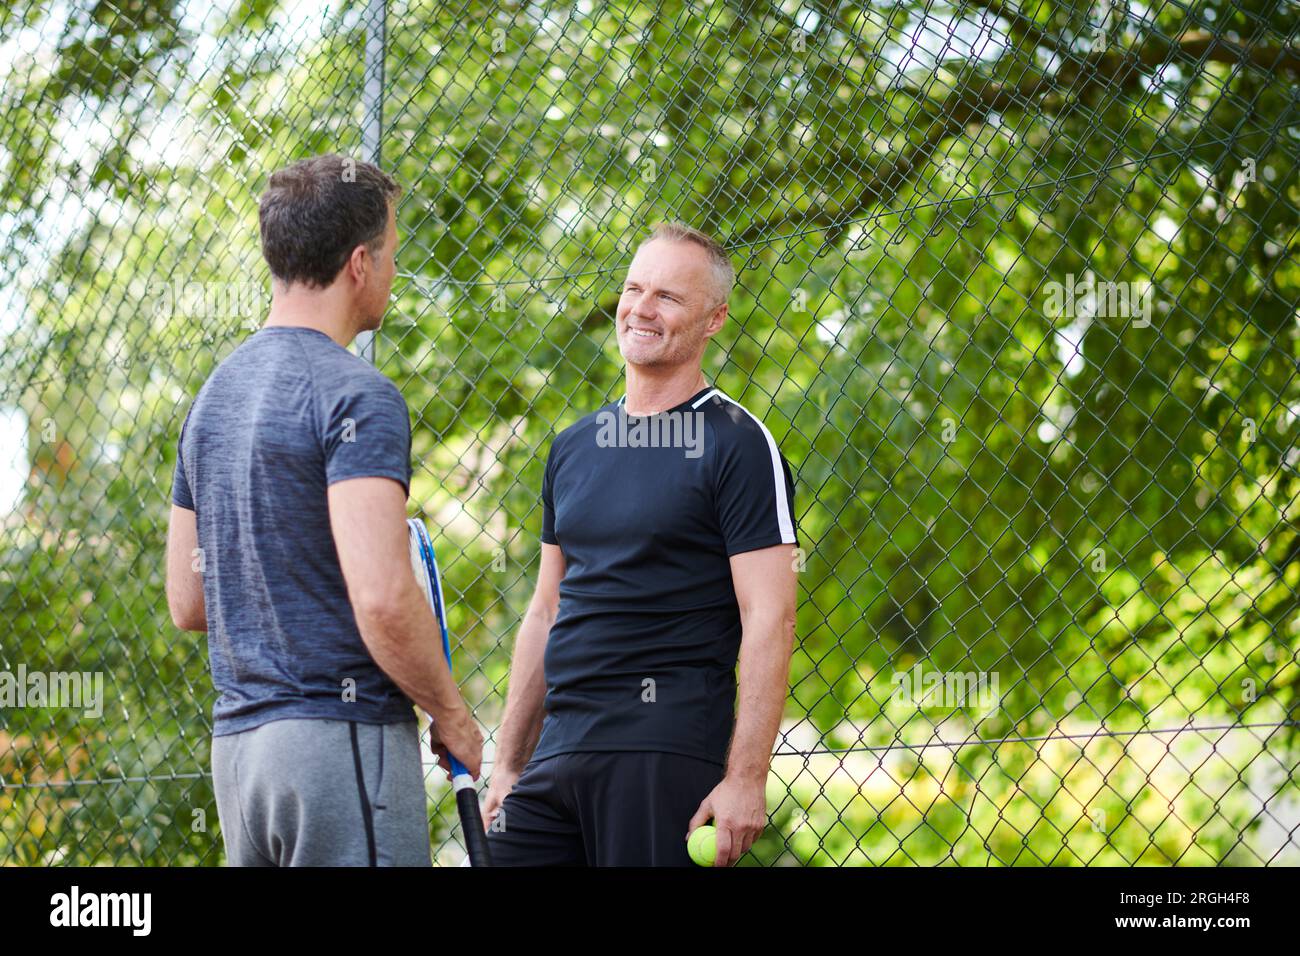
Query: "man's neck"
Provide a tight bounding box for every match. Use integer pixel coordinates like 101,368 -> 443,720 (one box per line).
624,364 -> 709,416
263,285 -> 358,349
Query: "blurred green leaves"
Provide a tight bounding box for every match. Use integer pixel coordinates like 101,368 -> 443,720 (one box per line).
1,0 -> 1297,864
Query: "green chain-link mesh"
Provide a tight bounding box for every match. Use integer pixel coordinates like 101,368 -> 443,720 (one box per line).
1,0 -> 1297,865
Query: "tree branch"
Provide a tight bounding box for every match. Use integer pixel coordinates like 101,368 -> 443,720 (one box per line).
731,29 -> 1297,247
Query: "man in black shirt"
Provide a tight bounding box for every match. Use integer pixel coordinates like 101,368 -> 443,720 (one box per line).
484,223 -> 799,866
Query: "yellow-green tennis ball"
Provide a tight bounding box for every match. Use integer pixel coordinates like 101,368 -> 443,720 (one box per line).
688,825 -> 717,867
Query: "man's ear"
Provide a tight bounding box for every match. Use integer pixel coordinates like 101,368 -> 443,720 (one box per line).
346,242 -> 370,285
704,302 -> 728,339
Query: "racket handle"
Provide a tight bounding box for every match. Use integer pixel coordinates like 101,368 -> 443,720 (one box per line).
454,785 -> 494,867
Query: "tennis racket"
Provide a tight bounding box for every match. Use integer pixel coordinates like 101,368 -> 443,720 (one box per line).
407,516 -> 493,867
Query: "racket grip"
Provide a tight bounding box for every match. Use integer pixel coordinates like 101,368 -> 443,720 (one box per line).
454,785 -> 494,867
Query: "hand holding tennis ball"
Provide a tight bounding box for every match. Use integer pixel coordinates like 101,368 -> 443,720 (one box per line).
688,824 -> 717,867
688,778 -> 767,865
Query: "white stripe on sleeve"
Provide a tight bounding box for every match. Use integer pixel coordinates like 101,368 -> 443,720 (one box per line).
709,391 -> 797,544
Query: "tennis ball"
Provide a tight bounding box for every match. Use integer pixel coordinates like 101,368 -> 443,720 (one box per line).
688,825 -> 717,867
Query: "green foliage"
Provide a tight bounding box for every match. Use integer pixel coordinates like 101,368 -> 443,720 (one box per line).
1,0 -> 1296,864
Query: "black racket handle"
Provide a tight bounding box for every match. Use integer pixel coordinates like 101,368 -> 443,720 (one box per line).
457,789 -> 494,867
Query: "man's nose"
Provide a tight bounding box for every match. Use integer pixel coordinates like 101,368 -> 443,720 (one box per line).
629,291 -> 658,319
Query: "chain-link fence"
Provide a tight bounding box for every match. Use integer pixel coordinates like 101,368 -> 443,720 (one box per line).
2,0 -> 1298,866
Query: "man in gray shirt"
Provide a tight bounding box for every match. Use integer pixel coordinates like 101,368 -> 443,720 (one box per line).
166,154 -> 482,866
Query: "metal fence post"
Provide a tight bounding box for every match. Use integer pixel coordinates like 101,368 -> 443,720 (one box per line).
355,0 -> 386,366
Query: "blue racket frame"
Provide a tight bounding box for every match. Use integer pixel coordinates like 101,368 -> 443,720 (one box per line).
407,516 -> 492,866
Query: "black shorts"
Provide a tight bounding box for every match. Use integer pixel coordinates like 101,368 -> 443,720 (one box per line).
486,750 -> 725,866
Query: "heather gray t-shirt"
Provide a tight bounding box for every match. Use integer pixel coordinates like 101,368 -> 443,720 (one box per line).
171,326 -> 416,735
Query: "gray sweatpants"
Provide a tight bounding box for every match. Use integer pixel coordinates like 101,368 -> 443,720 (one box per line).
211,718 -> 431,866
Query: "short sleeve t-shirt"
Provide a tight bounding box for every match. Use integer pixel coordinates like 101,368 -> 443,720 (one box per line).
171,326 -> 416,735
533,384 -> 798,766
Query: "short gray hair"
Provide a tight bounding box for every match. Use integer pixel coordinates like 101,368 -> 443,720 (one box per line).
640,221 -> 734,307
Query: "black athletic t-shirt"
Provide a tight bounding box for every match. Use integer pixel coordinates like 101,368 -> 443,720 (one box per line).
533,384 -> 798,766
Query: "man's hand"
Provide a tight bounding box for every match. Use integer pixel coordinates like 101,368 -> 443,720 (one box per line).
426,718 -> 454,780
688,774 -> 767,866
426,706 -> 484,781
482,766 -> 522,832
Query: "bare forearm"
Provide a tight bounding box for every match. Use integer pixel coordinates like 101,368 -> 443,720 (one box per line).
725,609 -> 796,782
165,509 -> 207,631
493,608 -> 552,774
355,579 -> 464,720
167,586 -> 208,632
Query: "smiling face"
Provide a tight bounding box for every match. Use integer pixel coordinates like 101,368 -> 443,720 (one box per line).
616,238 -> 728,369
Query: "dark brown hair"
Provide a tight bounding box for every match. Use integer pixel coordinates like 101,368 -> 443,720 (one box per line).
258,154 -> 401,288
